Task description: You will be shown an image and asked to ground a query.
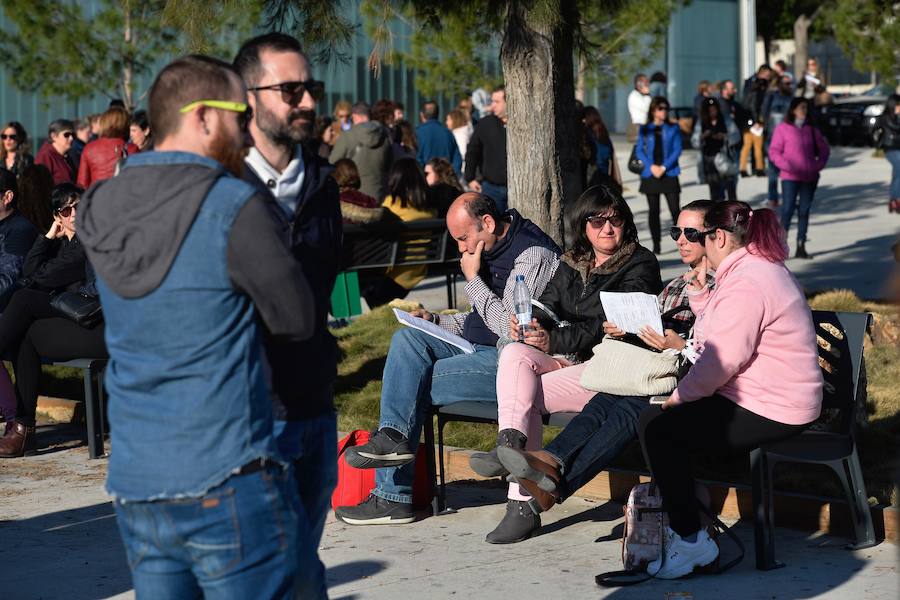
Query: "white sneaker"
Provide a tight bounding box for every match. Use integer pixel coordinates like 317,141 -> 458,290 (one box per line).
647,527 -> 720,579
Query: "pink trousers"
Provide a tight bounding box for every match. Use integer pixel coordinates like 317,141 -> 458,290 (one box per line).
496,342 -> 595,500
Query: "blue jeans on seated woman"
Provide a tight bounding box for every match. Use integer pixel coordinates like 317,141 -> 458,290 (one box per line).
114,466 -> 301,599
374,327 -> 499,504
543,392 -> 650,501
781,178 -> 818,243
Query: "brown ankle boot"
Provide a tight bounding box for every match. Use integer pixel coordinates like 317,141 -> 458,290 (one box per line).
497,447 -> 561,512
0,421 -> 36,458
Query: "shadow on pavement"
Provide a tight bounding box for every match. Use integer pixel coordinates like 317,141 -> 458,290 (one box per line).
327,559 -> 387,588
2,502 -> 131,600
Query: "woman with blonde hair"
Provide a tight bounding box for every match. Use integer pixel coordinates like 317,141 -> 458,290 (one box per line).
446,109 -> 473,165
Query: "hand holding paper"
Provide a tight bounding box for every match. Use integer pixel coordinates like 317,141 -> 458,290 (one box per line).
599,292 -> 663,336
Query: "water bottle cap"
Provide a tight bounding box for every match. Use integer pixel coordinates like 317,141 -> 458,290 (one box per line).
515,275 -> 524,281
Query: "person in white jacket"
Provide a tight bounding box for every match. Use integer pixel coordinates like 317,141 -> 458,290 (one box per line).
627,74 -> 651,142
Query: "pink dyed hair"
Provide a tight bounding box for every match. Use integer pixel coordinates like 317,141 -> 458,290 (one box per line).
704,201 -> 788,262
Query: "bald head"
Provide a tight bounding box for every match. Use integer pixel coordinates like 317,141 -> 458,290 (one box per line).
446,192 -> 507,254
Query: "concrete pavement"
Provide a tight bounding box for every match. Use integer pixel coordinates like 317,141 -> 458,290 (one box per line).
2,435 -> 897,599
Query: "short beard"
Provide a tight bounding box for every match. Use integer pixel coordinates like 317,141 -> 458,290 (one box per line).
209,127 -> 248,177
254,98 -> 315,148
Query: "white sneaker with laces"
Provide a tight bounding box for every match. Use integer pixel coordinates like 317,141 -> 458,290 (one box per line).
647,527 -> 719,579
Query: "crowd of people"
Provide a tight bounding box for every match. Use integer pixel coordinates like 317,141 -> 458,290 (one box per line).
627,59 -> 839,258
0,32 -> 843,596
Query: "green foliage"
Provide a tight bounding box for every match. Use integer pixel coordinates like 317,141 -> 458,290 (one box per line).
577,0 -> 681,90
755,0 -> 822,42
259,0 -> 357,64
0,0 -> 258,109
0,0 -> 175,107
358,0 -> 681,100
396,5 -> 500,100
827,0 -> 900,86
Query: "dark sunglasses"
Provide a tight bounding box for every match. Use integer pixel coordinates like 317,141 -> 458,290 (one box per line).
58,202 -> 79,218
1,134 -> 18,141
670,226 -> 718,242
249,80 -> 325,105
586,214 -> 625,228
237,106 -> 253,132
61,131 -> 74,139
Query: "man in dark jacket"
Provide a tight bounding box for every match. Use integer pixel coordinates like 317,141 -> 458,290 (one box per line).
335,193 -> 561,526
34,119 -> 76,185
465,85 -> 509,211
416,100 -> 462,174
234,33 -> 341,600
0,169 -> 37,309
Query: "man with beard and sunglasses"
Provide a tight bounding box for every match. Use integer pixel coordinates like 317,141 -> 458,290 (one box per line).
78,55 -> 316,598
233,33 -> 342,600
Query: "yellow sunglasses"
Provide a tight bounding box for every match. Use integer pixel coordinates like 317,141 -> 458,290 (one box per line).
179,100 -> 252,130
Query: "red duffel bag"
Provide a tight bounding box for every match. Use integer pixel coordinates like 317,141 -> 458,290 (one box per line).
331,429 -> 434,511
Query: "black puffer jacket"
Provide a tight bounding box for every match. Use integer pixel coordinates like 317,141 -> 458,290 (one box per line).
541,244 -> 663,360
879,112 -> 900,150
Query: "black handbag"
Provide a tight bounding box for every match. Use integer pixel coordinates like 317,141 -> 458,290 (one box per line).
50,291 -> 103,328
627,146 -> 644,175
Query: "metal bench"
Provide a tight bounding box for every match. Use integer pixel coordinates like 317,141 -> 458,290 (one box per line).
50,358 -> 108,459
751,310 -> 877,569
422,401 -> 578,513
332,219 -> 462,318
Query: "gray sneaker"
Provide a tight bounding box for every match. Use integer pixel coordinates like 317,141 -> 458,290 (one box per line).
335,493 -> 415,525
344,428 -> 415,469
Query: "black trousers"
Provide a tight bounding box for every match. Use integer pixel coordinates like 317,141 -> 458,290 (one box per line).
645,192 -> 680,248
0,289 -> 107,427
638,395 -> 809,536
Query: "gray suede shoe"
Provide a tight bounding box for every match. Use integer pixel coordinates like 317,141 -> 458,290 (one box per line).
485,499 -> 541,544
468,428 -> 526,478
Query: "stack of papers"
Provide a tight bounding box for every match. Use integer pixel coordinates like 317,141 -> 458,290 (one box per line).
393,308 -> 475,353
599,292 -> 663,335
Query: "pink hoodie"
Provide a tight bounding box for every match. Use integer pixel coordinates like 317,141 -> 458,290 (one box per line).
768,121 -> 829,182
669,247 -> 822,425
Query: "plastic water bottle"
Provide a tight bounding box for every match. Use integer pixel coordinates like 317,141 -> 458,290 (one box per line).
513,275 -> 532,340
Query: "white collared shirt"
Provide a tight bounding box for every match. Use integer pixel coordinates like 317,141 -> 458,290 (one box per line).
245,146 -> 305,217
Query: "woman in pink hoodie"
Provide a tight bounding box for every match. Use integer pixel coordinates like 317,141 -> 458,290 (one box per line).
768,97 -> 829,259
637,201 -> 823,579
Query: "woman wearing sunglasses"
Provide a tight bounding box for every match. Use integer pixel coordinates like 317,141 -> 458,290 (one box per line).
34,119 -> 76,186
485,200 -> 717,544
468,184 -> 663,544
638,201 -> 821,578
635,96 -> 683,255
0,184 -> 107,458
0,121 -> 34,179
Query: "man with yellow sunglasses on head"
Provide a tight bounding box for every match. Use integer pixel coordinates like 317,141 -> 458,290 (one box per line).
78,54 -> 315,599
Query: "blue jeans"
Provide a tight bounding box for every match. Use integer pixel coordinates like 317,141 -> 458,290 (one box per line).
544,393 -> 649,500
273,411 -> 337,600
886,149 -> 900,199
480,180 -> 509,213
767,165 -> 781,201
781,178 -> 818,242
114,467 -> 300,599
374,327 -> 499,503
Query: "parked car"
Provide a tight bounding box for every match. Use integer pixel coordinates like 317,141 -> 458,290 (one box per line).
819,85 -> 891,146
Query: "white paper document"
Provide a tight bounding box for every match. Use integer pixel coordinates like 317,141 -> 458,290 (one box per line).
599,292 -> 663,335
393,308 -> 476,354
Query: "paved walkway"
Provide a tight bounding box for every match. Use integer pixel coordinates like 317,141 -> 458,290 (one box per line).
404,143 -> 898,313
1,434 -> 897,599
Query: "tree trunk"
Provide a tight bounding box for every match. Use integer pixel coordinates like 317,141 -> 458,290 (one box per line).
501,1 -> 581,246
793,14 -> 812,80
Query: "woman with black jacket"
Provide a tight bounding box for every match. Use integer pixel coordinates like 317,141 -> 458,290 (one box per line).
469,184 -> 662,544
880,94 -> 900,213
0,183 -> 107,458
697,97 -> 737,202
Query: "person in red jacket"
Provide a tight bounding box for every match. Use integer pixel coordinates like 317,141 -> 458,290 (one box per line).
34,120 -> 76,186
77,107 -> 139,189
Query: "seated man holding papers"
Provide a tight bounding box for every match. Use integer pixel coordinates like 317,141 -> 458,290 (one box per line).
335,192 -> 561,525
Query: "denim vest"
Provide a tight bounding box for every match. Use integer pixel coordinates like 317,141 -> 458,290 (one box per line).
100,153 -> 277,501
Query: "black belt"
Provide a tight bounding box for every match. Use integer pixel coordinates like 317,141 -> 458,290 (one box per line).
237,457 -> 277,476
